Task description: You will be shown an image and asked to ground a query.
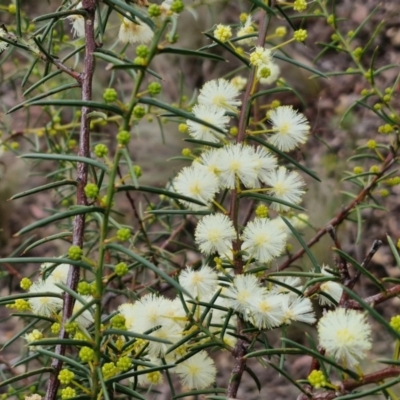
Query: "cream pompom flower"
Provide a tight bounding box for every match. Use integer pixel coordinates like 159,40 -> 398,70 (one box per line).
237,16 -> 256,45
281,295 -> 316,325
119,17 -> 154,44
241,218 -> 287,263
253,146 -> 278,185
319,266 -> 343,306
179,265 -> 218,299
195,214 -> 236,256
28,281 -> 63,317
218,143 -> 259,189
41,261 -> 70,285
173,165 -> 219,210
197,148 -> 222,177
271,276 -> 303,298
67,2 -> 98,38
72,295 -> 94,328
258,62 -> 281,85
186,104 -> 229,143
247,292 -> 284,329
265,166 -> 305,212
0,27 -> 9,53
268,105 -> 310,151
176,351 -> 217,389
198,79 -> 242,111
213,24 -> 232,42
118,303 -> 136,329
318,308 -> 372,368
230,76 -> 247,91
130,294 -> 172,332
249,46 -> 273,67
224,274 -> 265,315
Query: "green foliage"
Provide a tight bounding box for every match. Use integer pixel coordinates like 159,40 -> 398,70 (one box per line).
1,1 -> 400,400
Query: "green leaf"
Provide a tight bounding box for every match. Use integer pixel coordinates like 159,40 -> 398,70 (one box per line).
116,184 -> 206,206
250,87 -> 292,101
23,70 -> 62,97
342,286 -> 400,340
387,235 -> 400,270
148,209 -> 212,216
273,53 -> 328,79
349,4 -> 380,43
247,135 -> 321,182
183,138 -> 224,148
21,153 -> 108,172
281,217 -> 320,271
334,377 -> 400,400
173,389 -> 226,399
97,367 -> 111,400
239,192 -> 305,211
24,99 -> 125,116
36,348 -> 91,374
138,97 -> 226,134
10,179 -> 77,200
245,348 -> 303,358
106,363 -> 175,384
2,318 -> 41,350
355,206 -> 362,244
158,47 -> 226,62
0,367 -> 54,389
203,32 -> 250,67
113,383 -> 145,400
102,0 -> 155,29
0,292 -> 62,306
248,0 -> 277,15
347,153 -> 382,162
103,328 -> 176,343
268,362 -> 309,395
15,206 -> 105,236
29,339 -> 91,347
22,232 -> 72,254
282,338 -> 359,378
0,257 -> 93,272
333,249 -> 384,291
105,244 -> 191,297
33,9 -> 87,22
275,4 -> 296,32
121,148 -> 139,189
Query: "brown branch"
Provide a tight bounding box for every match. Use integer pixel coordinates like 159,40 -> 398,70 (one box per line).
278,150 -> 395,271
226,8 -> 271,398
299,366 -> 400,400
45,2 -> 96,399
347,239 -> 382,290
347,283 -> 400,309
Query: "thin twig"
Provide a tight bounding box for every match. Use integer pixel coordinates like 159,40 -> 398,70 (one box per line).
347,239 -> 383,290
278,150 -> 395,271
45,2 -> 96,399
226,8 -> 271,398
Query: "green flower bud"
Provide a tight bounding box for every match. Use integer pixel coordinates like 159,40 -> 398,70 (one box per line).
148,82 -> 162,96
116,130 -> 131,145
68,245 -> 83,260
58,369 -> 75,385
115,262 -> 129,277
61,387 -> 76,399
103,88 -> 118,103
117,228 -> 131,241
94,143 -> 109,157
136,44 -> 149,58
84,183 -> 99,199
79,346 -> 95,362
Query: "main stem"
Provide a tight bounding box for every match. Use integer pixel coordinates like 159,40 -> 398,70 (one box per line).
45,1 -> 96,399
226,8 -> 270,399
